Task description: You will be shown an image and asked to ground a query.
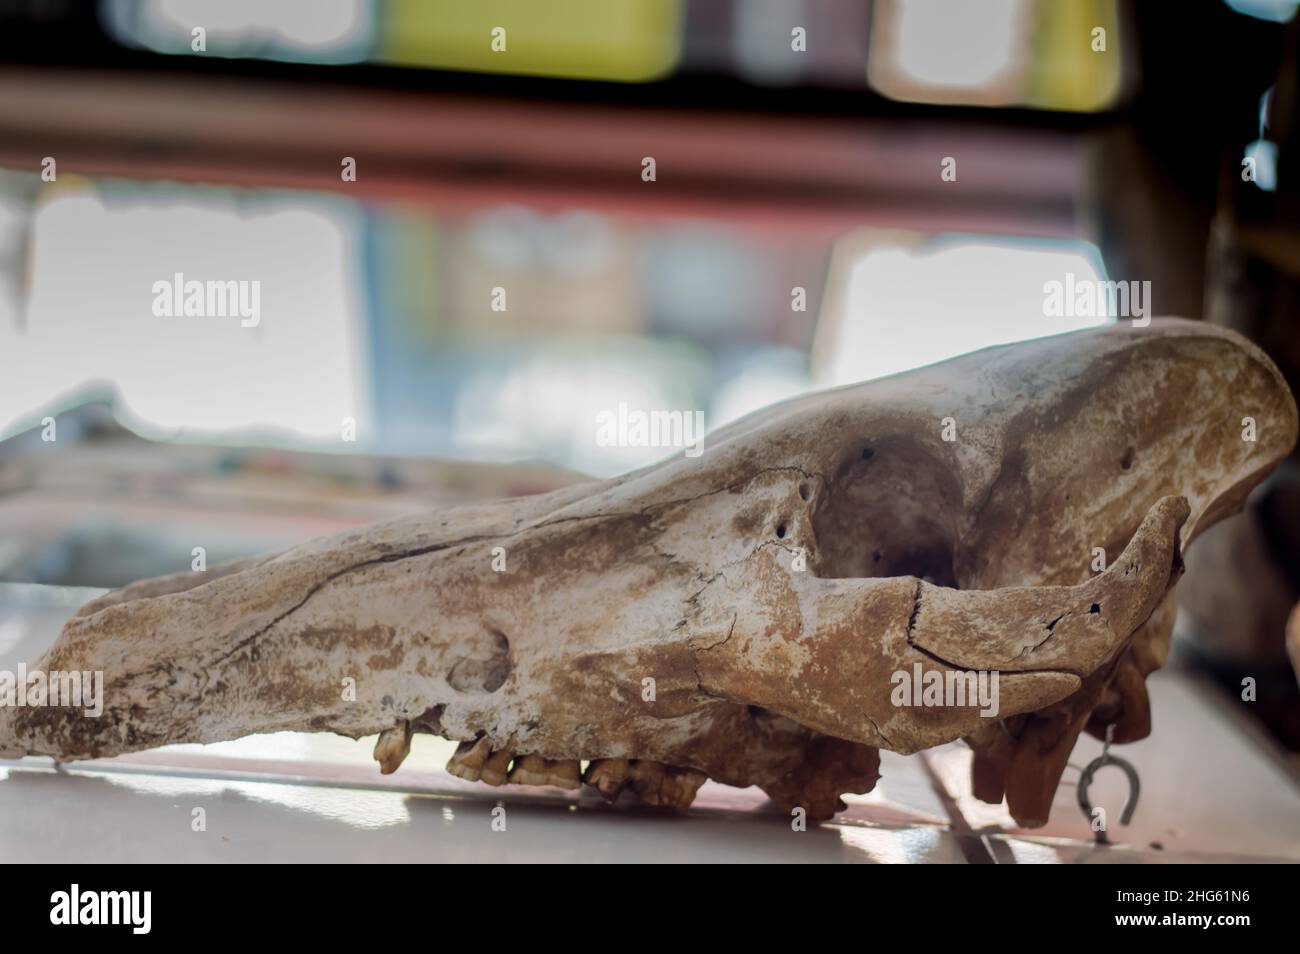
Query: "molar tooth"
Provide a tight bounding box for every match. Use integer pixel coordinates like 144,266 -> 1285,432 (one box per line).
373,721 -> 412,774
626,760 -> 666,805
584,758 -> 630,799
545,759 -> 582,790
626,760 -> 706,809
667,770 -> 707,808
508,754 -> 550,786
757,735 -> 880,819
480,748 -> 514,786
446,737 -> 491,781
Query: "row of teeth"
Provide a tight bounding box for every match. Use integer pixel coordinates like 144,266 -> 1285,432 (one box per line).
446,739 -> 580,788
444,738 -> 708,809
371,724 -> 709,808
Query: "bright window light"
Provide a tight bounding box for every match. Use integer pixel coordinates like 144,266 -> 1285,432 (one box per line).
709,348 -> 810,428
813,235 -> 1110,388
451,340 -> 708,477
891,0 -> 1027,89
868,0 -> 1122,112
2,184 -> 369,445
101,0 -> 376,63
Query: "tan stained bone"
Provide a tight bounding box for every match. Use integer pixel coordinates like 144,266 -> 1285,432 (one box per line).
1,318 -> 1294,826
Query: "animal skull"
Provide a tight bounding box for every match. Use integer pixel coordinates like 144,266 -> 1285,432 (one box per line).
2,318 -> 1294,826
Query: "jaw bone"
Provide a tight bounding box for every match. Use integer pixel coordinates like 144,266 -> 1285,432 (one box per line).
0,318 -> 1294,826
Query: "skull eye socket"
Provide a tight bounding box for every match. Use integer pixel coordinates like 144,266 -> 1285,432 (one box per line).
810,437 -> 961,587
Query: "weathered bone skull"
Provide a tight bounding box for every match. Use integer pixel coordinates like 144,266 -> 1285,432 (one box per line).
2,318 -> 1294,826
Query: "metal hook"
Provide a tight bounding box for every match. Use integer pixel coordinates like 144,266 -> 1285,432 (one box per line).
1076,724 -> 1140,846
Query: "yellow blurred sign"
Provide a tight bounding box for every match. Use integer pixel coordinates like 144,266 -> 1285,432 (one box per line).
378,0 -> 683,82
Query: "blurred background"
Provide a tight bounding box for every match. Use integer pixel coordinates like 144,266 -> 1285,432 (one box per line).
0,0 -> 1299,858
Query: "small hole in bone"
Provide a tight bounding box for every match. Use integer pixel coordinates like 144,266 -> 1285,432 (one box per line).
798,483 -> 811,501
1120,446 -> 1135,470
775,522 -> 787,539
1089,603 -> 1101,614
861,447 -> 875,461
